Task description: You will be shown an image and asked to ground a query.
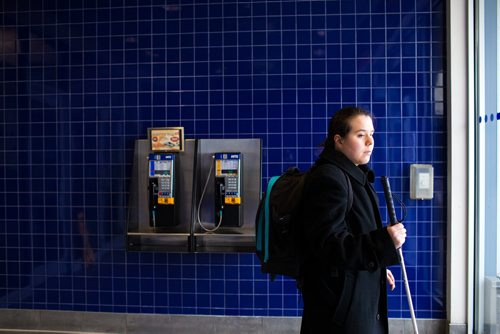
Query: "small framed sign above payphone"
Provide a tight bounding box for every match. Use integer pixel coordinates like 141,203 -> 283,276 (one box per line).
149,127 -> 185,152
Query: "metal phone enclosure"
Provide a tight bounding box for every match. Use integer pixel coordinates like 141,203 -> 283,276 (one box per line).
214,152 -> 243,227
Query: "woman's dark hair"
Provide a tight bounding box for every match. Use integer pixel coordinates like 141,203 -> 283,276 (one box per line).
323,106 -> 373,150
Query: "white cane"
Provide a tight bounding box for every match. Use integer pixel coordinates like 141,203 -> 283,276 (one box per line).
381,176 -> 419,334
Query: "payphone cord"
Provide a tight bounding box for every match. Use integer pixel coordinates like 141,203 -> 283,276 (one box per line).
197,155 -> 224,232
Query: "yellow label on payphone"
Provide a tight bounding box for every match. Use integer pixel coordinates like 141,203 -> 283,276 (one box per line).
158,197 -> 175,205
215,160 -> 222,176
224,197 -> 241,205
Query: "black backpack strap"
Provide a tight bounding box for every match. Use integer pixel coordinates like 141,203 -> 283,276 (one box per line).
343,171 -> 353,214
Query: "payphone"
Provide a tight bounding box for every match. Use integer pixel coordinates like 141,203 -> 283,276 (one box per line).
148,153 -> 178,229
146,127 -> 184,230
197,152 -> 243,231
214,152 -> 242,228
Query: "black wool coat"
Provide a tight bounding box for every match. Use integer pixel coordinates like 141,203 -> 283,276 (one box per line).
299,149 -> 400,334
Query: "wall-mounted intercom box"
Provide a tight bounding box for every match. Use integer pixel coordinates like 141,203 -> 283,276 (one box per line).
410,164 -> 434,200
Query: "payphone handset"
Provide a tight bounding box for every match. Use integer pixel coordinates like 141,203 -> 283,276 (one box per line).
147,153 -> 178,228
197,152 -> 243,232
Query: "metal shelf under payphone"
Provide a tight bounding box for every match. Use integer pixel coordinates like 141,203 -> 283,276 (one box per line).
126,137 -> 261,253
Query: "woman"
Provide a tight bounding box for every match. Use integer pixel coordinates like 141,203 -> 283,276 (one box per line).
300,106 -> 407,333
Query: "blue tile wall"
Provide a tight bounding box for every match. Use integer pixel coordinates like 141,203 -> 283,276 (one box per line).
0,0 -> 446,319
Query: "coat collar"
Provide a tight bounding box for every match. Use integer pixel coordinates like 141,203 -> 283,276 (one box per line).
317,148 -> 375,185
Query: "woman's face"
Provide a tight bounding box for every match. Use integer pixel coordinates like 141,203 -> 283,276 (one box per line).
334,115 -> 374,166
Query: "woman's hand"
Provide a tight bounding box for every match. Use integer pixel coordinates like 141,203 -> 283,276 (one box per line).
387,223 -> 406,249
387,269 -> 395,291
